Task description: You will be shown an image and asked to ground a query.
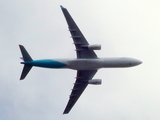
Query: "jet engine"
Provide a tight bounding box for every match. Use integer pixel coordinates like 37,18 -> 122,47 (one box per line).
87,44 -> 101,50
88,79 -> 102,85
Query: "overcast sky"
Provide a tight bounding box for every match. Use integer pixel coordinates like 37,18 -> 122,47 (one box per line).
0,0 -> 160,120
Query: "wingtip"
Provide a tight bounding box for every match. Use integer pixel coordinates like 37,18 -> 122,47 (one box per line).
63,109 -> 69,114
20,75 -> 24,80
19,44 -> 24,49
60,5 -> 65,9
63,112 -> 68,115
20,78 -> 24,80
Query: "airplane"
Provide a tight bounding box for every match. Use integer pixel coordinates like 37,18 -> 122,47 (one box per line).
19,5 -> 142,114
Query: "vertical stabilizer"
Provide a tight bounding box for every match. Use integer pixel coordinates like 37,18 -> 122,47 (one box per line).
19,45 -> 33,80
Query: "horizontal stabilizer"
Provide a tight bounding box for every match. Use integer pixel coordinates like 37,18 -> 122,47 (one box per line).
20,65 -> 32,80
19,45 -> 33,61
19,45 -> 33,80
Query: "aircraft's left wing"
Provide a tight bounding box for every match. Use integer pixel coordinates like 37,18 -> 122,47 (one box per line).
63,70 -> 97,114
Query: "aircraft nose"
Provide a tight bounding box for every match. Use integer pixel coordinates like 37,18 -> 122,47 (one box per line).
130,59 -> 142,66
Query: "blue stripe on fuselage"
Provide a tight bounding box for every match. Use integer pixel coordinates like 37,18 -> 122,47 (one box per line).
23,59 -> 67,68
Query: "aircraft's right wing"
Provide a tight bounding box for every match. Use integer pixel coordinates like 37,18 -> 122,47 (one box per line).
60,6 -> 97,59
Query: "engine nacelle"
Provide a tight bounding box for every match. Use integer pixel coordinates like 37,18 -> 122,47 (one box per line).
88,79 -> 102,85
87,44 -> 101,50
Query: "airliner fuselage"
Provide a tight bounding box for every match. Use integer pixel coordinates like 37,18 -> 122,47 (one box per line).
22,57 -> 142,70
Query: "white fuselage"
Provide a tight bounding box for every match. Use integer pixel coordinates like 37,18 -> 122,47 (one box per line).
52,57 -> 142,70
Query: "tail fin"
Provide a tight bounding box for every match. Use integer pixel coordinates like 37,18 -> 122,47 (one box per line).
19,45 -> 33,80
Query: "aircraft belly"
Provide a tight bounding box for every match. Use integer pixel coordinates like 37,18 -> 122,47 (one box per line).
68,59 -> 103,70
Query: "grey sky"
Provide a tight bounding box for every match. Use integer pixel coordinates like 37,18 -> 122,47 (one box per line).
0,0 -> 160,120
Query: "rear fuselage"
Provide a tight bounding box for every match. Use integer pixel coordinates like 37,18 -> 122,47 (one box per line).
22,57 -> 142,70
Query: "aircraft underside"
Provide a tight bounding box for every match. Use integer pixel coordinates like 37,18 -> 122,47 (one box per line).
19,6 -> 142,114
